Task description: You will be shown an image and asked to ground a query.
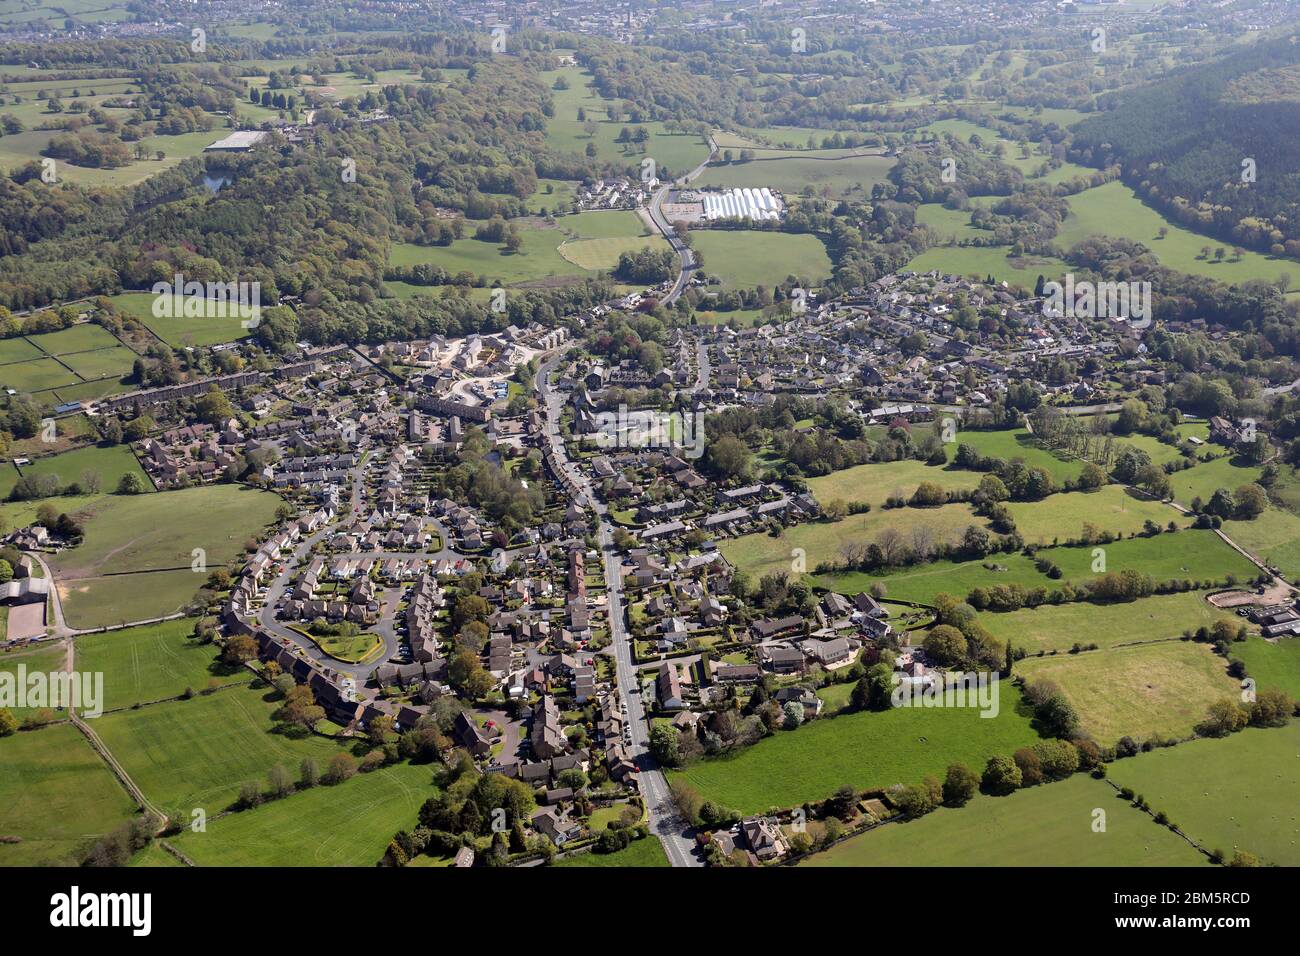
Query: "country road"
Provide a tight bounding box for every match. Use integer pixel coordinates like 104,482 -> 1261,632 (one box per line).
646,134 -> 717,305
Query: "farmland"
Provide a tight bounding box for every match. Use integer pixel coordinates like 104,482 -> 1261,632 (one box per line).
1007,486 -> 1184,544
1106,723 -> 1300,866
165,760 -> 438,866
1234,636 -> 1300,699
693,148 -> 895,198
0,723 -> 140,867
806,459 -> 977,508
801,774 -> 1206,867
668,684 -> 1038,815
1014,641 -> 1239,745
689,230 -> 834,290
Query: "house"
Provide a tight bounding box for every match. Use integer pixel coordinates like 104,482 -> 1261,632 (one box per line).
454,847 -> 475,868
757,644 -> 805,675
657,662 -> 685,711
454,712 -> 492,757
532,808 -> 579,846
804,636 -> 853,667
751,615 -> 805,642
742,816 -> 786,860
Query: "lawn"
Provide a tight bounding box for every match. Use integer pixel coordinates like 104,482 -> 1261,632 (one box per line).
984,591 -> 1239,653
806,459 -> 977,508
74,619 -> 247,712
1007,486 -> 1184,545
1233,636 -> 1300,699
92,683 -> 350,818
720,503 -> 985,580
1106,723 -> 1300,866
0,723 -> 140,866
166,760 -> 438,866
668,684 -> 1038,814
1014,641 -> 1239,745
555,835 -> 670,867
802,774 -> 1206,867
690,230 -> 833,290
49,484 -> 283,629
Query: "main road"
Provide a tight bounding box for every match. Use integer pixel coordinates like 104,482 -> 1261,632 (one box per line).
645,133 -> 717,305
534,356 -> 701,866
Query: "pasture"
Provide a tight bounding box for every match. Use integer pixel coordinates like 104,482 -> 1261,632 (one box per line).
985,591 -> 1239,653
690,230 -> 833,290
91,683 -> 350,818
1166,455 -> 1263,508
0,723 -> 140,867
667,684 -> 1038,814
806,459 -> 976,508
166,760 -> 438,866
1014,641 -> 1239,745
108,292 -> 251,348
74,619 -> 247,712
1106,723 -> 1300,866
1007,486 -> 1183,545
801,774 -> 1205,867
1233,636 -> 1300,699
693,148 -> 895,197
954,427 -> 1083,484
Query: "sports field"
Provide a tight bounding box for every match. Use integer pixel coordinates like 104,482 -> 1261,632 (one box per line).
801,774 -> 1206,867
1014,641 -> 1239,745
1106,723 -> 1300,866
667,684 -> 1037,814
0,723 -> 140,866
165,760 -> 438,866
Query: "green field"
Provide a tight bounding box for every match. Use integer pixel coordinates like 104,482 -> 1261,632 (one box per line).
0,723 -> 140,866
1106,723 -> 1300,866
108,292 -> 251,348
956,428 -> 1083,484
49,485 -> 282,629
92,684 -> 350,817
668,684 -> 1038,814
1056,181 -> 1298,285
0,641 -> 70,719
802,774 -> 1205,867
1234,636 -> 1300,699
555,835 -> 670,868
806,459 -> 977,508
1222,506 -> 1300,578
75,619 -> 247,712
1043,529 -> 1257,585
1015,641 -> 1239,745
166,760 -> 437,866
690,230 -> 833,290
0,356 -> 82,392
721,503 -> 985,580
16,443 -> 149,495
1008,486 -> 1184,545
694,148 -> 895,197
27,323 -> 122,354
818,551 -> 1048,607
1166,456 -> 1263,509
986,591 -> 1239,653
907,244 -> 1068,291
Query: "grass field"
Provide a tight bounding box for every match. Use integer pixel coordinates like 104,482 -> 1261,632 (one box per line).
690,230 -> 833,290
801,774 -> 1206,867
818,551 -> 1048,607
955,428 -> 1083,484
720,503 -> 985,580
108,292 -> 250,348
1167,456 -> 1263,509
668,684 -> 1038,814
907,244 -> 1068,291
92,683 -> 350,817
1014,641 -> 1239,745
49,485 -> 282,629
0,641 -> 70,719
1008,486 -> 1184,545
165,760 -> 438,866
985,591 -> 1239,653
0,723 -> 140,866
555,835 -> 670,868
16,443 -> 149,495
1056,181 -> 1298,285
1222,506 -> 1300,578
1106,723 -> 1300,866
694,148 -> 895,198
1234,636 -> 1300,699
74,619 -> 247,712
1043,529 -> 1258,585
806,459 -> 977,508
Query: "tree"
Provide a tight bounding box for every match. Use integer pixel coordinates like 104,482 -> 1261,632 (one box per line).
982,754 -> 1022,795
0,707 -> 17,737
325,752 -> 359,784
922,624 -> 967,667
649,723 -> 680,766
942,762 -> 978,807
222,634 -> 258,665
116,472 -> 145,495
782,700 -> 804,729
1233,483 -> 1267,520
1196,698 -> 1248,737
